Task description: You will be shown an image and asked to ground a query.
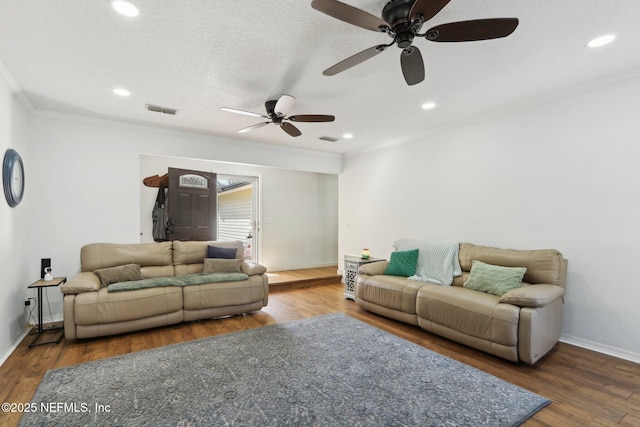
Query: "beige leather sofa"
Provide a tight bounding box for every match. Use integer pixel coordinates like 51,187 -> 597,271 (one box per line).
356,243 -> 567,364
61,240 -> 268,340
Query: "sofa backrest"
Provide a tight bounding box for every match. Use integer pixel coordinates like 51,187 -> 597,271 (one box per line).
173,240 -> 245,276
80,242 -> 174,278
454,243 -> 568,288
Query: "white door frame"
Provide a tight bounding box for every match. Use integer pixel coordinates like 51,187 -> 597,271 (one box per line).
217,173 -> 261,264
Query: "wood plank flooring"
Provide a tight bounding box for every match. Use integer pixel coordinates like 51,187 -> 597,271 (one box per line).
267,265 -> 340,291
1,276 -> 639,426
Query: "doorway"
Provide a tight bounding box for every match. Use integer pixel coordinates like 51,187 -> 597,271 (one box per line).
217,174 -> 260,263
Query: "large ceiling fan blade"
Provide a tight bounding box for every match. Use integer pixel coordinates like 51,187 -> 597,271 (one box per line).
409,0 -> 452,22
280,122 -> 302,137
400,46 -> 425,86
425,18 -> 519,42
274,94 -> 296,117
323,44 -> 389,76
237,122 -> 270,134
220,107 -> 268,119
311,0 -> 389,32
288,115 -> 335,123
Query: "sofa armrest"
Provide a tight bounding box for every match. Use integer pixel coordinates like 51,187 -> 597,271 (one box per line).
500,284 -> 564,308
60,272 -> 101,294
358,261 -> 389,276
241,262 -> 267,276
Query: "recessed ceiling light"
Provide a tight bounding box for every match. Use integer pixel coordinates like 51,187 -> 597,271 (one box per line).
421,102 -> 437,110
342,133 -> 354,139
587,34 -> 615,48
112,88 -> 131,97
111,0 -> 139,17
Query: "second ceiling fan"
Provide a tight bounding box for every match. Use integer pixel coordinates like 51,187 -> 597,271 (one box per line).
311,0 -> 519,85
221,95 -> 335,137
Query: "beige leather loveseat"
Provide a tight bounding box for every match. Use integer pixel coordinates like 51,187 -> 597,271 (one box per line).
356,243 -> 567,364
61,240 -> 268,340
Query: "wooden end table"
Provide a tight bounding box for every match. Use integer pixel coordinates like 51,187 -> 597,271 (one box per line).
27,277 -> 66,347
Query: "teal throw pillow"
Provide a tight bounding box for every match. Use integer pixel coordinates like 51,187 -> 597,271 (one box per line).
463,260 -> 526,296
384,249 -> 419,277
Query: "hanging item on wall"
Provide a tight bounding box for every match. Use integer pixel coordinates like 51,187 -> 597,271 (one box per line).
152,182 -> 168,241
3,148 -> 25,207
143,173 -> 168,188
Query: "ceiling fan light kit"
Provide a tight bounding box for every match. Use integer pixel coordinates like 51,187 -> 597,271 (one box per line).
312,0 -> 519,85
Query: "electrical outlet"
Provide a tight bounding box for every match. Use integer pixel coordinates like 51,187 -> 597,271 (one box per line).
24,297 -> 34,307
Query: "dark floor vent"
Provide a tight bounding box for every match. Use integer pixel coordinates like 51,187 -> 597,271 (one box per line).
146,104 -> 178,115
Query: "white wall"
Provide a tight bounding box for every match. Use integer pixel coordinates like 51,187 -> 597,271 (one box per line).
0,71 -> 32,365
139,154 -> 339,270
0,112 -> 339,358
339,76 -> 640,362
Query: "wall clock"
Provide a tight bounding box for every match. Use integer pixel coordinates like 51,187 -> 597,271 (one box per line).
3,149 -> 25,207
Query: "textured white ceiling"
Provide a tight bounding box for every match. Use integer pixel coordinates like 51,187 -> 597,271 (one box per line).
1,0 -> 639,154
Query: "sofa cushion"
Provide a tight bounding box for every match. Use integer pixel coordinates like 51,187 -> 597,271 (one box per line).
358,261 -> 389,276
203,258 -> 243,273
500,284 -> 564,307
416,284 -> 520,346
384,249 -> 418,277
459,243 -> 565,286
73,286 -> 183,325
81,242 -> 173,272
241,262 -> 267,276
207,245 -> 238,259
94,264 -> 144,288
356,275 -> 423,314
182,275 -> 266,310
173,240 -> 244,265
60,272 -> 101,294
463,260 -> 526,296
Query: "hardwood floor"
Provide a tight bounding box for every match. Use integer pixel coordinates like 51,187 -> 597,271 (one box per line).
1,280 -> 639,426
267,265 -> 341,292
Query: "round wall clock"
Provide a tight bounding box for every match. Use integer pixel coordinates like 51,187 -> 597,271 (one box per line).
3,149 -> 25,207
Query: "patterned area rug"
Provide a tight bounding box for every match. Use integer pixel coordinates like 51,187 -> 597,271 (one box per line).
20,313 -> 549,426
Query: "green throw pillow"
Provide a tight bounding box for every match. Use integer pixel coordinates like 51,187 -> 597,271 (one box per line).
463,260 -> 526,296
384,249 -> 419,277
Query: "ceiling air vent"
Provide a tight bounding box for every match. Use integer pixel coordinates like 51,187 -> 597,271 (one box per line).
319,136 -> 339,142
146,104 -> 178,115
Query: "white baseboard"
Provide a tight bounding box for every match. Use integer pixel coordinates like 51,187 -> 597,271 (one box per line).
560,333 -> 640,364
0,315 -> 64,368
0,327 -> 30,367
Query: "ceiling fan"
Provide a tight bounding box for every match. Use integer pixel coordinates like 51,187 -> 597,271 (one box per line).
220,95 -> 335,137
311,0 -> 519,85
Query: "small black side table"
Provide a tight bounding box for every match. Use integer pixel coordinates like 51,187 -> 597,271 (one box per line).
28,277 -> 66,347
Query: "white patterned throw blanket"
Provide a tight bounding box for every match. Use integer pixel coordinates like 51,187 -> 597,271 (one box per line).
394,238 -> 462,286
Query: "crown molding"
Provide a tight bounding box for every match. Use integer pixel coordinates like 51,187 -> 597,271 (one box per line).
0,62 -> 35,114
345,66 -> 640,158
31,108 -> 343,174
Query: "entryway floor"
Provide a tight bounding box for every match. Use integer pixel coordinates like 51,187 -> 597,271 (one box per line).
267,266 -> 341,291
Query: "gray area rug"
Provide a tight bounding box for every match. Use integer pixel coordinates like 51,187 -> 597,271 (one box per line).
20,313 -> 549,426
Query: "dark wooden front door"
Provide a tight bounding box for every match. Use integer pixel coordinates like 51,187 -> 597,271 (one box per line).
167,168 -> 217,241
